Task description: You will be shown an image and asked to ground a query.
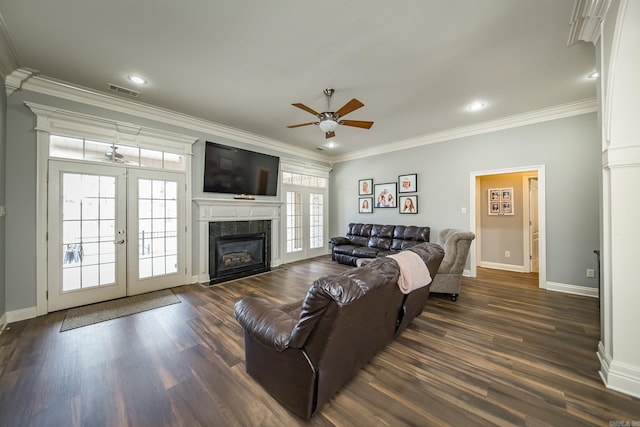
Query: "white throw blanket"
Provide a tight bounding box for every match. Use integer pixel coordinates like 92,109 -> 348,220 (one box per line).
387,251 -> 432,294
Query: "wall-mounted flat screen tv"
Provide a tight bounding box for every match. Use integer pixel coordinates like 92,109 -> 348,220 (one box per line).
203,141 -> 280,196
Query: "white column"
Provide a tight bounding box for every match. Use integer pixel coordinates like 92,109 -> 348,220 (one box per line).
598,0 -> 640,398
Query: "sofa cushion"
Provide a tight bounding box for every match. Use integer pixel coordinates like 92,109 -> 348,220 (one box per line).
348,223 -> 372,237
349,235 -> 370,247
333,244 -> 359,256
288,257 -> 399,349
390,225 -> 430,250
368,236 -> 392,250
352,246 -> 379,258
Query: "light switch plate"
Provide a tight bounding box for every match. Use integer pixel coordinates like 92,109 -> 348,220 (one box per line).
0,205 -> 5,217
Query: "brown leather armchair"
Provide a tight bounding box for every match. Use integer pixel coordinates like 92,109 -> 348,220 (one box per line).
234,242 -> 444,419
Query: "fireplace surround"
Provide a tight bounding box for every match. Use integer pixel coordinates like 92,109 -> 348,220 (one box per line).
194,198 -> 282,284
209,221 -> 271,284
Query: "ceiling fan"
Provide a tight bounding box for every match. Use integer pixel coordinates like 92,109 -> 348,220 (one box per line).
287,88 -> 374,139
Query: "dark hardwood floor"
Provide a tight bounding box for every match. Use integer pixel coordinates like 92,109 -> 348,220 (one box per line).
1,259 -> 638,426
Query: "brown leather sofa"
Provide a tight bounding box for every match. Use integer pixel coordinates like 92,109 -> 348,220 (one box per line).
329,223 -> 431,266
234,242 -> 444,419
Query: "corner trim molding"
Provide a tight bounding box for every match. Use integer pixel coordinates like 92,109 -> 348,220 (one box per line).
0,14 -> 20,80
333,99 -> 597,163
598,341 -> 640,399
0,312 -> 6,334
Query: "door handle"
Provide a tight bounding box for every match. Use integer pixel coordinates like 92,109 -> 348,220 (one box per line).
115,239 -> 125,244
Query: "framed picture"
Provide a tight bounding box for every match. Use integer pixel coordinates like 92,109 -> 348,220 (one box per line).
358,178 -> 373,196
488,187 -> 515,215
359,197 -> 373,213
399,195 -> 418,214
398,173 -> 417,193
374,182 -> 397,208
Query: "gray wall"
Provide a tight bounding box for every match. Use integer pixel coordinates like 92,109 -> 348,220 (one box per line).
479,172 -> 528,266
0,79 -> 6,319
330,113 -> 600,288
3,88 -> 330,312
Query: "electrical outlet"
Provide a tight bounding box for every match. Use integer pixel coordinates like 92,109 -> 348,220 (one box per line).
0,205 -> 5,217
587,268 -> 595,278
505,250 -> 511,258
461,207 -> 467,214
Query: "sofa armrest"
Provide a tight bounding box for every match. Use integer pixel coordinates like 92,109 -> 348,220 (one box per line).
234,297 -> 298,352
329,236 -> 350,246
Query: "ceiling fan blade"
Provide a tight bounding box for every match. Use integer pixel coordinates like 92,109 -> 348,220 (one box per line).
287,122 -> 317,128
325,131 -> 335,139
292,103 -> 320,116
340,120 -> 374,129
334,98 -> 364,118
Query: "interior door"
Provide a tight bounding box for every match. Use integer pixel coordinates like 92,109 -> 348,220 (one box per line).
529,177 -> 539,273
48,161 -> 127,311
127,170 -> 186,295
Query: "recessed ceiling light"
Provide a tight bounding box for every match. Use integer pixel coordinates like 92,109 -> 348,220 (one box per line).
127,75 -> 147,85
587,71 -> 599,79
466,101 -> 486,112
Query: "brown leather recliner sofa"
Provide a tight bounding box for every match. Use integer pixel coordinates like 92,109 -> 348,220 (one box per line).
329,223 -> 431,266
234,242 -> 444,419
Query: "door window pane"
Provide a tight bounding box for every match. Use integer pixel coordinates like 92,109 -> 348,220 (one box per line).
138,178 -> 180,279
61,173 -> 117,291
310,193 -> 324,249
286,191 -> 302,253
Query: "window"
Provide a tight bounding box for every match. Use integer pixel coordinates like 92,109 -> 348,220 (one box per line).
49,135 -> 185,171
282,172 -> 327,188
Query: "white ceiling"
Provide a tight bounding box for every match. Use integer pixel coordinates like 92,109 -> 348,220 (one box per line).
0,0 -> 596,160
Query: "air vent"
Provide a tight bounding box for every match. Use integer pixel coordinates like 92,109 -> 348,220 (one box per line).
108,83 -> 140,97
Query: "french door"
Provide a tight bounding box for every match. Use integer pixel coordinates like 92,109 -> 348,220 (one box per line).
47,161 -> 186,311
283,187 -> 327,263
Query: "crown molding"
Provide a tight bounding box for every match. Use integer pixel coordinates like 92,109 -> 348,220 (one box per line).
9,69 -> 330,163
567,0 -> 611,45
331,98 -> 597,163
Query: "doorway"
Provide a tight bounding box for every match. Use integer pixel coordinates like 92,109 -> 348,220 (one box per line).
47,160 -> 186,311
469,165 -> 546,289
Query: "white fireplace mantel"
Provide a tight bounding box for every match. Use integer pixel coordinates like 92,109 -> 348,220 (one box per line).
193,198 -> 283,283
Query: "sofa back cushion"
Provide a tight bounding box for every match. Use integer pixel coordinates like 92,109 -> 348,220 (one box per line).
390,225 -> 430,250
368,224 -> 394,250
346,223 -> 372,247
288,257 -> 400,350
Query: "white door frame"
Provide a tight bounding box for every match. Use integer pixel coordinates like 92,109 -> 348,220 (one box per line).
469,165 -> 546,289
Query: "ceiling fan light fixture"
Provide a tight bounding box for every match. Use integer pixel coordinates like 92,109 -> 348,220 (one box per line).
319,119 -> 339,133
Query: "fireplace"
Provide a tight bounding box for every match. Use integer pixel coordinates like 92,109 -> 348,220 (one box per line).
208,220 -> 271,284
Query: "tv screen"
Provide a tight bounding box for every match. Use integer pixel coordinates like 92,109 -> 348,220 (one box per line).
203,142 -> 280,196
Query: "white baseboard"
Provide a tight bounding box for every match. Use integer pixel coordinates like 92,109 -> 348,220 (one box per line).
479,261 -> 526,273
598,341 -> 640,399
545,281 -> 599,298
6,306 -> 38,323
